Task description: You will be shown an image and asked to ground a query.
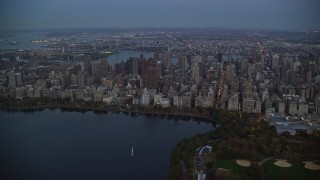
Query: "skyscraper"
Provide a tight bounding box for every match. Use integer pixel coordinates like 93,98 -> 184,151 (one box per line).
7,71 -> 16,87
163,52 -> 170,71
272,55 -> 279,70
99,60 -> 109,76
144,65 -> 158,90
83,56 -> 92,75
77,71 -> 87,89
225,64 -> 235,82
178,53 -> 186,79
15,73 -> 22,87
192,63 -> 200,83
191,55 -> 202,64
90,61 -> 100,76
242,79 -> 253,98
128,57 -> 139,75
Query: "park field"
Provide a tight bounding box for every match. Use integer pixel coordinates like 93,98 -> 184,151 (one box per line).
262,159 -> 320,180
215,159 -> 248,173
215,159 -> 320,179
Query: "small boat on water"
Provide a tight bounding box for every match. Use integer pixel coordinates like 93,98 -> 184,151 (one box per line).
131,146 -> 134,157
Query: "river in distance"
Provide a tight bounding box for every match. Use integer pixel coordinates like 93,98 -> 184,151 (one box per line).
0,109 -> 214,180
106,50 -> 154,65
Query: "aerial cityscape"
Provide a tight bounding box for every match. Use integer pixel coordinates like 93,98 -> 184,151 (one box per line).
1,0 -> 320,180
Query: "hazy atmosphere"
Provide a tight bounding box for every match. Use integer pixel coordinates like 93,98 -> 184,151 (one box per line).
1,0 -> 320,180
1,0 -> 319,30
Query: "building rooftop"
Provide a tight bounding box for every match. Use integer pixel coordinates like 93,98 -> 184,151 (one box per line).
270,116 -> 287,124
289,123 -> 309,131
275,125 -> 296,135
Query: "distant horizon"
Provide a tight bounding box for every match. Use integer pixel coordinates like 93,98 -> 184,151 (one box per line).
1,0 -> 319,31
1,26 -> 319,32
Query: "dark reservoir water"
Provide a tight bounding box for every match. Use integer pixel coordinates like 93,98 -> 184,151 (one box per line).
0,109 -> 213,180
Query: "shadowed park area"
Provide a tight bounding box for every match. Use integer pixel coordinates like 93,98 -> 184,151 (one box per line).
215,159 -> 249,173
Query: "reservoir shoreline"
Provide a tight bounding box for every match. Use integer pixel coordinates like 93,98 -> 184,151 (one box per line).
0,105 -> 216,125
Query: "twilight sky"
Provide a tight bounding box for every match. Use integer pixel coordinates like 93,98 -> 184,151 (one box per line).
0,0 -> 319,30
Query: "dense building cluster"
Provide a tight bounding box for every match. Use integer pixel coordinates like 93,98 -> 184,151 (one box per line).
1,29 -> 320,133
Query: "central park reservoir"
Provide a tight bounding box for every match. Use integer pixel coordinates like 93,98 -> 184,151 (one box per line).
0,108 -> 214,180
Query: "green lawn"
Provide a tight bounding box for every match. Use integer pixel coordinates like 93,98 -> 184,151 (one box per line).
262,159 -> 320,180
215,159 -> 320,179
215,159 -> 248,173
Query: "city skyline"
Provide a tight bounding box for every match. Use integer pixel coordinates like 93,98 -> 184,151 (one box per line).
1,0 -> 320,30
1,13 -> 320,179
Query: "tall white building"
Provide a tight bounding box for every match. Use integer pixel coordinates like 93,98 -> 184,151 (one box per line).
289,102 -> 298,115
153,93 -> 163,105
298,103 -> 308,116
228,93 -> 239,111
272,55 -> 279,70
173,95 -> 191,108
243,98 -> 255,113
141,88 -> 151,106
255,98 -> 261,114
278,101 -> 285,113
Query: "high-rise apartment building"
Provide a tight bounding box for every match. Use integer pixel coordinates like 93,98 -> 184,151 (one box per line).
144,65 -> 158,90
192,63 -> 200,83
15,73 -> 22,87
7,71 -> 16,87
225,64 -> 235,82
